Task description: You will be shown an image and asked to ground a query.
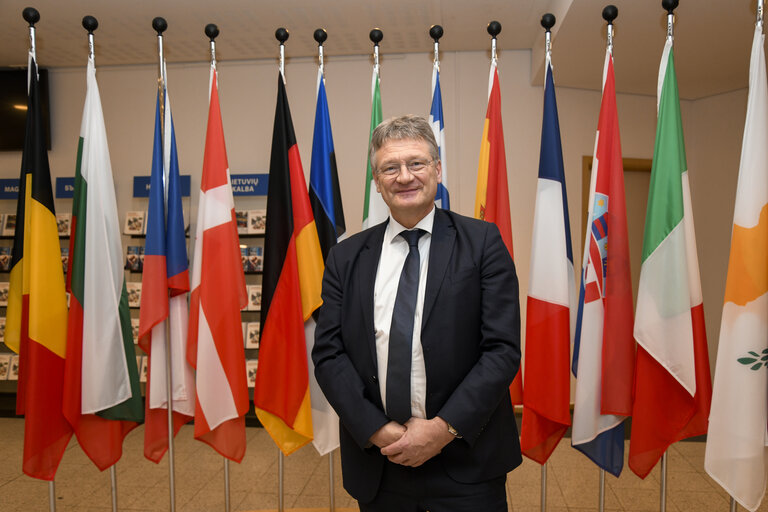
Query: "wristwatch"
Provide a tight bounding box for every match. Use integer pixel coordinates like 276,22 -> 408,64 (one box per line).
446,422 -> 462,439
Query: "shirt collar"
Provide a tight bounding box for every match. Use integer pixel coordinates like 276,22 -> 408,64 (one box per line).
384,207 -> 435,245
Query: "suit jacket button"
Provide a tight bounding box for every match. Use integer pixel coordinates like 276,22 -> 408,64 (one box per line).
372,375 -> 377,381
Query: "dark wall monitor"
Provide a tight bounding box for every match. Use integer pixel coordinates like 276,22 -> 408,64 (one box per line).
0,68 -> 51,151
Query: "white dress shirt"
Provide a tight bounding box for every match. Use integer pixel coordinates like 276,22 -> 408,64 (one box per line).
373,207 -> 434,420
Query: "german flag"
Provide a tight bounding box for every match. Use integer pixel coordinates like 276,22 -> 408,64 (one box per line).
254,74 -> 324,455
6,55 -> 72,480
474,59 -> 522,404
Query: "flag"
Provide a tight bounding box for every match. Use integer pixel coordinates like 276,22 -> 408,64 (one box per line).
474,58 -> 522,404
704,24 -> 768,511
429,63 -> 450,210
5,52 -> 72,481
628,38 -> 712,479
571,49 -> 634,477
307,67 -> 344,455
187,66 -> 249,462
520,59 -> 575,464
138,71 -> 195,463
254,73 -> 324,455
362,62 -> 387,228
62,56 -> 143,471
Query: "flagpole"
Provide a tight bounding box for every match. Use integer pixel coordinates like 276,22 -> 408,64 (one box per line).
430,24 -> 442,71
597,7 -> 617,512
23,8 -> 54,512
273,28 -> 290,512
203,21 -> 234,512
538,14 -> 556,512
152,16 -> 178,512
370,28 -> 383,78
313,25 -> 337,512
487,20 -> 500,66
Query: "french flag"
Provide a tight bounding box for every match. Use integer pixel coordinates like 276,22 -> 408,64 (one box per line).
521,59 -> 575,465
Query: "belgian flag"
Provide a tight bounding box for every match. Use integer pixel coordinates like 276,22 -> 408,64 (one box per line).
254,74 -> 324,455
6,55 -> 72,480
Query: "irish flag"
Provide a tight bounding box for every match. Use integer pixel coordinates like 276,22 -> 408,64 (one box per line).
62,55 -> 143,471
704,22 -> 768,512
628,38 -> 712,479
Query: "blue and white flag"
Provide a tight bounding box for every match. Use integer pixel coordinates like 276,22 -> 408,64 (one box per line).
429,63 -> 450,210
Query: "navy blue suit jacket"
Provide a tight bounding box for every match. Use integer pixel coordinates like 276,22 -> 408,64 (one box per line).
312,208 -> 522,503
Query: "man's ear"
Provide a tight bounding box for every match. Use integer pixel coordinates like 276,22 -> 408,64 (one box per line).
373,172 -> 381,193
435,160 -> 443,184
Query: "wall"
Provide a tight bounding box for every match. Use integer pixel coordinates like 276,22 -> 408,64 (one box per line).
0,48 -> 747,375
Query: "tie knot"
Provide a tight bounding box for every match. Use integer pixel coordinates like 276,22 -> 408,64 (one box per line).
400,229 -> 425,248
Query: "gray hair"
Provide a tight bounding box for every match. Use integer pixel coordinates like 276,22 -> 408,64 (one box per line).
368,115 -> 439,171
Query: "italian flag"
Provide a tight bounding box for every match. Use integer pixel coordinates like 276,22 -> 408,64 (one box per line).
62,56 -> 143,470
628,38 -> 712,479
362,63 -> 388,229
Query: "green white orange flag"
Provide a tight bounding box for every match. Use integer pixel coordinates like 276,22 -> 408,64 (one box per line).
254,73 -> 324,455
6,52 -> 72,480
62,56 -> 143,470
704,23 -> 768,512
474,58 -> 521,404
362,61 -> 387,229
628,38 -> 712,478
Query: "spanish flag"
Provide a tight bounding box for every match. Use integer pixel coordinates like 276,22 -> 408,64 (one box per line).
254,73 -> 324,455
474,58 -> 521,404
6,54 -> 72,480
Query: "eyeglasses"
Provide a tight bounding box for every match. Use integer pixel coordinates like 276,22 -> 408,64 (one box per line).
377,159 -> 435,178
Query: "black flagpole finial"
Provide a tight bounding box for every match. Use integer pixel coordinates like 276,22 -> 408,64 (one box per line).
429,25 -> 443,42
23,7 -> 40,27
487,20 -> 501,38
370,28 -> 383,46
314,28 -> 327,46
205,24 -> 219,41
152,17 -> 167,35
662,0 -> 679,14
602,5 -> 618,24
82,15 -> 98,34
541,13 -> 556,32
275,27 -> 289,44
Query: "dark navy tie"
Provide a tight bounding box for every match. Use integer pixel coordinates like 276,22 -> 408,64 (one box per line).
386,229 -> 426,424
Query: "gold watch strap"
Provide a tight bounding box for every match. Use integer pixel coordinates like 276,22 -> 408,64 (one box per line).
446,422 -> 462,439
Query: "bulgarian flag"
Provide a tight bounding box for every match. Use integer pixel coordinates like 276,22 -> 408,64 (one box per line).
62,56 -> 143,471
628,38 -> 712,479
187,65 -> 249,462
254,73 -> 324,455
6,52 -> 72,481
704,22 -> 768,512
474,57 -> 521,404
362,61 -> 387,229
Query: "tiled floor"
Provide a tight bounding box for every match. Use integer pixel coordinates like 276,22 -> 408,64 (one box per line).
0,417 -> 763,511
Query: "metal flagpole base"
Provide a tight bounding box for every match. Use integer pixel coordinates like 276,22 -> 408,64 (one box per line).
279,450 -> 285,512
541,462 -> 547,512
660,452 -> 667,512
224,458 -> 231,512
110,466 -> 118,512
730,496 -> 737,512
329,451 -> 335,511
49,481 -> 56,512
599,468 -> 605,512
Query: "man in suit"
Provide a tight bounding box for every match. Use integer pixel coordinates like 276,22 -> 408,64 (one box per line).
313,115 -> 521,511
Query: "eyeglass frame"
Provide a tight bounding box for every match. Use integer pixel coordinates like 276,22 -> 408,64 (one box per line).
375,159 -> 438,178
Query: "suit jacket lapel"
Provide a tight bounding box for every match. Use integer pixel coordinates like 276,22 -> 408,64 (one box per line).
357,222 -> 387,371
423,209 -> 455,328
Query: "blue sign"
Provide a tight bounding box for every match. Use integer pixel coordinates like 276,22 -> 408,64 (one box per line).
133,175 -> 191,198
0,179 -> 20,200
231,173 -> 268,196
55,177 -> 75,198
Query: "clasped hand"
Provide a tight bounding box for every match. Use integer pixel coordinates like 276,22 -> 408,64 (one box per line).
369,417 -> 455,467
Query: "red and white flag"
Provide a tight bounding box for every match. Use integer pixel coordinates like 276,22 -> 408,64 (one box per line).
187,66 -> 249,462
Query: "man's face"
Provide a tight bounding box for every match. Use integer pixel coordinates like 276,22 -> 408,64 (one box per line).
373,138 -> 442,221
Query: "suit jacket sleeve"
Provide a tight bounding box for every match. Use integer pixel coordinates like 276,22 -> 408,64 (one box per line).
312,245 -> 390,449
436,222 -> 521,446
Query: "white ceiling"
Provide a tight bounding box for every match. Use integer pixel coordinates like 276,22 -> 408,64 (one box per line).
0,0 -> 760,100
